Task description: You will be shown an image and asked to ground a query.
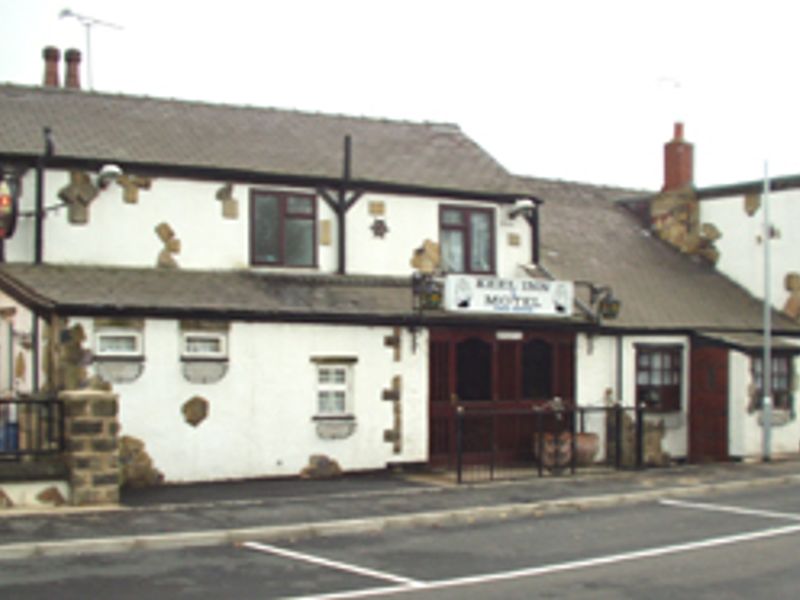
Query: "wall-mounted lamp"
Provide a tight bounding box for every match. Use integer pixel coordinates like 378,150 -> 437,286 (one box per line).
574,280 -> 622,323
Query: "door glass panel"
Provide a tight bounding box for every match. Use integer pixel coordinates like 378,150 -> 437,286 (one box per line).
522,339 -> 552,399
456,338 -> 492,402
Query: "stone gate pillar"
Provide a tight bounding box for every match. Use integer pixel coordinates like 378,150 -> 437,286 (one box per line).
60,390 -> 120,506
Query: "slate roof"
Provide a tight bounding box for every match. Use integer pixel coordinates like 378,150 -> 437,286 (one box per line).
0,84 -> 526,199
521,176 -> 800,333
0,263 -> 596,327
0,264 -> 417,323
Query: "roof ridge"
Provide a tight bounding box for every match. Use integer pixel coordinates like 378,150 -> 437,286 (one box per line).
516,173 -> 647,196
0,82 -> 462,132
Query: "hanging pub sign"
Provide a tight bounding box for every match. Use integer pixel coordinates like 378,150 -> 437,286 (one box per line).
444,275 -> 574,317
0,177 -> 19,240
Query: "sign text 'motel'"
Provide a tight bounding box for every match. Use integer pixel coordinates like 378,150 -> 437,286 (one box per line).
444,275 -> 574,317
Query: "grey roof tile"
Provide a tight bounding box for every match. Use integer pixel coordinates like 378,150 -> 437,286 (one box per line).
0,84 -> 525,198
0,264 -> 415,321
519,175 -> 800,332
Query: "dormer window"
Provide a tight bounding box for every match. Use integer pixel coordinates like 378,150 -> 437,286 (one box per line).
250,190 -> 317,267
439,205 -> 494,274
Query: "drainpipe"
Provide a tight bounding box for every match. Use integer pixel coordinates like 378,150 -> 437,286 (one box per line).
616,334 -> 624,405
337,136 -> 351,275
31,314 -> 39,393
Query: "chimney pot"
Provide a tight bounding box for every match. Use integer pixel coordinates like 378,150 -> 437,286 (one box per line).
64,48 -> 81,90
663,121 -> 693,192
42,46 -> 61,87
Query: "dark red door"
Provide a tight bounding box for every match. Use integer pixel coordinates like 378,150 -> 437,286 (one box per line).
428,328 -> 575,467
690,344 -> 729,462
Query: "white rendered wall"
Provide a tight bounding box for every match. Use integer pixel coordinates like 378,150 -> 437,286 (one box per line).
575,333 -> 618,460
701,188 -> 800,311
576,333 -> 689,460
6,169 -> 531,277
346,193 -> 532,278
5,170 -> 339,271
620,334 -> 689,459
727,350 -> 749,458
73,317 -> 428,483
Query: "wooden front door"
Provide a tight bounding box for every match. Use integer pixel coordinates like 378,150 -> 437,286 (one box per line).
689,344 -> 729,462
428,328 -> 575,466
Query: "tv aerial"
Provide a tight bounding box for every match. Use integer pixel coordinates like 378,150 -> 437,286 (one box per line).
60,8 -> 123,90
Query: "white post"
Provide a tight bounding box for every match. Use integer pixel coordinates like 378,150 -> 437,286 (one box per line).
762,161 -> 772,462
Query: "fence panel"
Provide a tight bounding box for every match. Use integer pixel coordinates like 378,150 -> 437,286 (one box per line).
0,396 -> 64,460
455,405 -> 648,483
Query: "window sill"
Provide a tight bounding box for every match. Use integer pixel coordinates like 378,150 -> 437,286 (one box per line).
94,355 -> 145,363
180,356 -> 229,364
757,409 -> 794,427
94,358 -> 145,384
312,415 -> 357,440
312,414 -> 355,422
182,360 -> 228,384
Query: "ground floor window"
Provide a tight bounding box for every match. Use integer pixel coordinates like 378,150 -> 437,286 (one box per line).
635,345 -> 682,412
752,354 -> 794,411
313,359 -> 356,417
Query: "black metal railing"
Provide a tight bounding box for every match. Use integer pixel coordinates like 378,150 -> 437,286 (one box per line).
454,404 -> 650,483
0,396 -> 65,460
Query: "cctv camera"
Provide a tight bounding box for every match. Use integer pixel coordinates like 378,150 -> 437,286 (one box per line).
509,198 -> 536,219
97,164 -> 123,189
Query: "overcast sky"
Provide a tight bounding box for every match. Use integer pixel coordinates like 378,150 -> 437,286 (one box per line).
1,0 -> 798,190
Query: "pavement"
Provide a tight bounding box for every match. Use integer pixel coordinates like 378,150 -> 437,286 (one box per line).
1,459 -> 800,561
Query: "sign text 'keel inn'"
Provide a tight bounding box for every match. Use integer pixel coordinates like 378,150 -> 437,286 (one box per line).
444,276 -> 574,317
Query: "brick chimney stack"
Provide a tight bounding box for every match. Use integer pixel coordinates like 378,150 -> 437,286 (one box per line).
663,122 -> 693,191
64,48 -> 82,89
43,46 -> 61,87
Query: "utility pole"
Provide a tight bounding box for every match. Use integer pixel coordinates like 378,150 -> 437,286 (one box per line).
762,161 -> 772,462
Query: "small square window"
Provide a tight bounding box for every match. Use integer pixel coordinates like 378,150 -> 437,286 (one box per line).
752,354 -> 794,411
635,345 -> 682,412
316,363 -> 352,416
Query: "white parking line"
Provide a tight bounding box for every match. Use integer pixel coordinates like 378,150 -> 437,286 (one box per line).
660,498 -> 800,521
241,541 -> 423,587
287,523 -> 800,599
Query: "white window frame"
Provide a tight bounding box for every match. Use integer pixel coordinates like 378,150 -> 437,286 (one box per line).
181,331 -> 228,361
315,363 -> 354,417
94,329 -> 143,359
